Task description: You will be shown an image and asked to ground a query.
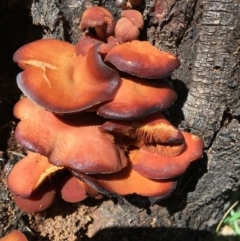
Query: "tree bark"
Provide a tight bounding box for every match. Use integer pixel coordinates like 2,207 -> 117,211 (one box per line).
1,0 -> 240,240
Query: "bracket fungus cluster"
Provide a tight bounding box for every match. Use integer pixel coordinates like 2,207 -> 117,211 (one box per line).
7,6 -> 204,213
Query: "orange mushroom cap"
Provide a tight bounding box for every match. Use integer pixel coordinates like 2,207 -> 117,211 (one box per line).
0,230 -> 28,241
13,39 -> 75,70
92,165 -> 177,202
97,75 -> 177,120
14,40 -> 121,113
100,112 -> 185,156
80,6 -> 115,41
130,132 -> 204,179
14,98 -> 127,174
105,40 -> 181,79
13,180 -> 56,213
7,152 -> 62,198
72,171 -> 123,203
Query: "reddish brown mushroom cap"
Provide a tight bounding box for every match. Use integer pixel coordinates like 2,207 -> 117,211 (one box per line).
93,165 -> 176,199
99,36 -> 119,56
59,175 -> 100,203
13,180 -> 56,213
105,40 -> 181,79
97,76 -> 177,120
130,132 -> 204,179
59,175 -> 88,203
80,6 -> 115,40
115,10 -> 144,43
14,98 -> 127,174
121,10 -> 144,29
75,33 -> 102,56
15,40 -> 121,113
0,230 -> 28,241
115,18 -> 139,43
100,112 -> 185,156
7,152 -> 62,198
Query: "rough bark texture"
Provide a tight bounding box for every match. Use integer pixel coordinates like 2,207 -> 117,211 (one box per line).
0,0 -> 240,240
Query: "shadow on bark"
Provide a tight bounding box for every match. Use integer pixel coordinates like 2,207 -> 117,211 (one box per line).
78,227 -> 237,241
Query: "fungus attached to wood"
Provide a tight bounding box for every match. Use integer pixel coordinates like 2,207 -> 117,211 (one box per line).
129,132 -> 204,179
92,165 -> 177,202
97,76 -> 177,120
80,6 -> 115,41
14,98 -> 127,174
14,41 -> 121,113
100,112 -> 185,156
58,175 -> 89,203
8,5 -> 204,213
7,152 -> 62,198
13,180 -> 56,213
105,40 -> 181,78
115,10 -> 144,43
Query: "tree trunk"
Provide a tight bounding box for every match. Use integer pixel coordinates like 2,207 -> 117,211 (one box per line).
0,0 -> 240,240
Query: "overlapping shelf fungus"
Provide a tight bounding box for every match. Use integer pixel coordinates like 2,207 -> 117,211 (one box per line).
8,6 -> 204,214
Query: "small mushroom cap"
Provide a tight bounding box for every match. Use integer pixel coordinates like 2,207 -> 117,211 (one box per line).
130,132 -> 204,179
115,18 -> 140,43
105,40 -> 180,79
115,9 -> 144,44
100,112 -> 185,156
14,98 -> 127,174
99,36 -> 119,56
115,10 -> 144,43
97,76 -> 177,120
94,165 -> 176,199
59,175 -> 88,203
15,40 -> 121,113
0,230 -> 28,241
13,180 -> 56,213
121,10 -> 144,29
80,6 -> 115,40
59,175 -> 100,203
7,152 -> 62,198
75,33 -> 102,56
